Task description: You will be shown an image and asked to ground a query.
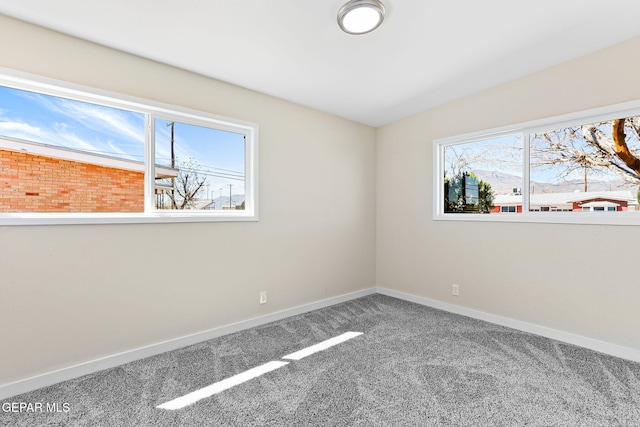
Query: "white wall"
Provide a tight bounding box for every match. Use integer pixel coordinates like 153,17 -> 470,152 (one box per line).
0,15 -> 376,384
377,36 -> 640,351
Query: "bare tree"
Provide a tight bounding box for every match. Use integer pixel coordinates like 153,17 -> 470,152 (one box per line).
166,158 -> 207,209
444,145 -> 488,178
532,116 -> 640,188
444,140 -> 522,180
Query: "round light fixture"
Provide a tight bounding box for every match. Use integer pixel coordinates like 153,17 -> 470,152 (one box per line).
338,0 -> 386,35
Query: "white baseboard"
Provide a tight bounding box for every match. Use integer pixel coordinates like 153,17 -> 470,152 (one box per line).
0,287 -> 377,400
376,287 -> 640,364
3,286 -> 638,400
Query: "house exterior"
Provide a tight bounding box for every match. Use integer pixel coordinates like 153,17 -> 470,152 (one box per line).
0,136 -> 178,213
492,190 -> 637,213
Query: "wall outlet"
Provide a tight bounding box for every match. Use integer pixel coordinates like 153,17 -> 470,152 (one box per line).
259,291 -> 267,305
452,284 -> 460,296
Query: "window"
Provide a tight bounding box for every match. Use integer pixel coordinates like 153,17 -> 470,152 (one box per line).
0,69 -> 258,225
434,100 -> 640,225
153,118 -> 246,212
0,85 -> 147,214
441,135 -> 522,214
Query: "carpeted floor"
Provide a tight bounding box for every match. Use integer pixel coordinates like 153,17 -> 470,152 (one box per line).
2,294 -> 639,426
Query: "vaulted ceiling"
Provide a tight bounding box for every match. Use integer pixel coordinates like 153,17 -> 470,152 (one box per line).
1,1 -> 640,126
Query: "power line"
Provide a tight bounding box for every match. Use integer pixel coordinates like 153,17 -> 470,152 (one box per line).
178,166 -> 244,179
155,156 -> 244,175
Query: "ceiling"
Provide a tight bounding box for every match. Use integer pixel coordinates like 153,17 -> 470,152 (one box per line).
1,1 -> 640,127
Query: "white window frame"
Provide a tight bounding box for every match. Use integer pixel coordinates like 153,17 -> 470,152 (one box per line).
434,99 -> 640,226
0,68 -> 258,226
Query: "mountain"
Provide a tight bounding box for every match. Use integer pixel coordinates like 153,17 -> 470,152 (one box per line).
212,195 -> 245,209
192,195 -> 245,210
473,170 -> 523,194
473,169 -> 638,195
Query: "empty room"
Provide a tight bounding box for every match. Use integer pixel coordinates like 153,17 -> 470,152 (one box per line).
1,1 -> 639,425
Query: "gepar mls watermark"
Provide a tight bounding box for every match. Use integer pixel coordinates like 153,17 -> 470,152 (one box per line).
2,402 -> 70,413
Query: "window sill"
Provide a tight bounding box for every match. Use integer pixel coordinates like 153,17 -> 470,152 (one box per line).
433,212 -> 640,226
0,211 -> 258,226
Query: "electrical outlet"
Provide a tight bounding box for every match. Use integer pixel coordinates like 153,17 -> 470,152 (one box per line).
259,291 -> 267,305
452,284 -> 460,296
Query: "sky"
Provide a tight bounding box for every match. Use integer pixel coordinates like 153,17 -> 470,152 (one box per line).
444,123 -> 640,190
0,84 -> 246,198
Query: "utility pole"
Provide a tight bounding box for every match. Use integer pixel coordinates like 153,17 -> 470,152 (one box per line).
166,121 -> 175,168
166,121 -> 176,209
228,184 -> 233,209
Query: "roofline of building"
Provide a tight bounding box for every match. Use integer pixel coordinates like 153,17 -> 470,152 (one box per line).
0,136 -> 179,179
495,191 -> 637,205
563,193 -> 635,202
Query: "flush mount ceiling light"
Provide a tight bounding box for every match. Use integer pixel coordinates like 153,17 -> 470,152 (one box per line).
338,0 -> 386,35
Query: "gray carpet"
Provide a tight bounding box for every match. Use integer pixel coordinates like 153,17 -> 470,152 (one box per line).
2,294 -> 639,426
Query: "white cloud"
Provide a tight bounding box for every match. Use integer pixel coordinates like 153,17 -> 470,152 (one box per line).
0,120 -> 46,141
23,92 -> 144,145
2,91 -> 145,161
0,118 -> 142,161
57,99 -> 144,144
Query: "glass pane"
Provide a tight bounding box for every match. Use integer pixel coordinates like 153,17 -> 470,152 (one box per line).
154,119 -> 245,211
443,135 -> 522,214
530,115 -> 640,213
0,85 -> 145,212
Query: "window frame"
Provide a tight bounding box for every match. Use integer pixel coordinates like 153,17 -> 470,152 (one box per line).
434,99 -> 640,226
0,67 -> 258,226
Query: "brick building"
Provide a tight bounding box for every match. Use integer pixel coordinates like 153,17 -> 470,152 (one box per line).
0,137 -> 178,213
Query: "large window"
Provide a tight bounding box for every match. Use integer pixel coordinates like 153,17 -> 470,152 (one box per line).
0,69 -> 258,225
434,101 -> 640,225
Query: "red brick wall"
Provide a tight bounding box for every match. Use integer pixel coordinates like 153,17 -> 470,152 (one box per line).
0,149 -> 144,212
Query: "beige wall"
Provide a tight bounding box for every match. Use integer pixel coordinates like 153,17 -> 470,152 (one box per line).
0,15 -> 376,384
377,36 -> 640,351
4,10 -> 640,388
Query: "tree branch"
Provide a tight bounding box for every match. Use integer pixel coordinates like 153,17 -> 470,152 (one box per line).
612,118 -> 640,176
